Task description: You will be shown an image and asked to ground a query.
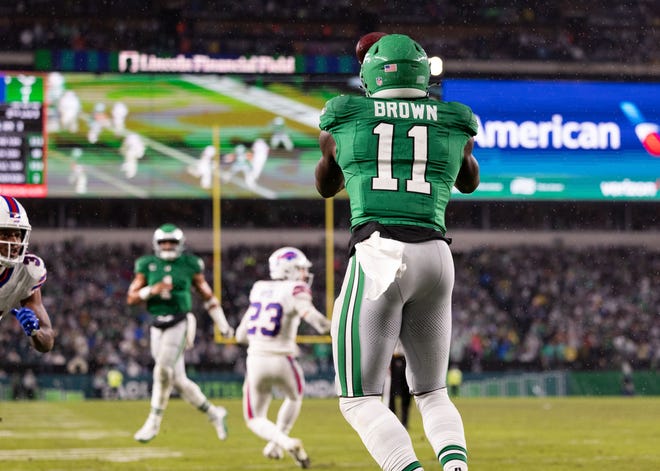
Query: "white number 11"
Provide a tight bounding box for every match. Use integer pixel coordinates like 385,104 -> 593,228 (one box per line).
371,123 -> 431,194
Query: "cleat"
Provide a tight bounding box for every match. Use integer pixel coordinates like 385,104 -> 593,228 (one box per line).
263,441 -> 284,460
209,406 -> 228,440
287,438 -> 311,469
134,417 -> 161,443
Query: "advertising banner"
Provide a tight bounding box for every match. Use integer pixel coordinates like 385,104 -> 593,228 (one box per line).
443,79 -> 660,200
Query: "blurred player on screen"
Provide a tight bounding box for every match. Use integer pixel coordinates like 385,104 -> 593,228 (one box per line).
127,224 -> 234,443
120,132 -> 146,179
47,72 -> 65,104
249,137 -> 270,187
0,195 -> 55,353
269,116 -> 294,151
57,90 -> 81,133
87,102 -> 110,144
235,247 -> 331,469
221,143 -> 250,183
188,145 -> 216,189
69,148 -> 88,194
111,101 -> 129,133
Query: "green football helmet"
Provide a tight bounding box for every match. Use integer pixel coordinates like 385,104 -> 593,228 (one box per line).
360,34 -> 430,98
153,223 -> 185,260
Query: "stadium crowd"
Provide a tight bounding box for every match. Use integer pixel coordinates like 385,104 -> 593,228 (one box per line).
2,0 -> 658,64
1,240 -> 657,380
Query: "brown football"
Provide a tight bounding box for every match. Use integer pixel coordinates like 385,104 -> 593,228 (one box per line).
355,32 -> 388,64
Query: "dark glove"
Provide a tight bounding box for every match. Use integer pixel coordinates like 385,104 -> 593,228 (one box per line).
12,307 -> 40,337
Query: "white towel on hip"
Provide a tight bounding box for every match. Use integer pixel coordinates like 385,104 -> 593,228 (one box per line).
354,231 -> 407,300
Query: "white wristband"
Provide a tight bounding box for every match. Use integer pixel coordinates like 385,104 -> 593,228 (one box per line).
138,286 -> 152,301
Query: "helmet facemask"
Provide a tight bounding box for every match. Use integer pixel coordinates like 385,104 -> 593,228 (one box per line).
0,228 -> 30,267
153,224 -> 185,261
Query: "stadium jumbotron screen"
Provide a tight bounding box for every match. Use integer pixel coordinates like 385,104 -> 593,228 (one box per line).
5,72 -> 659,200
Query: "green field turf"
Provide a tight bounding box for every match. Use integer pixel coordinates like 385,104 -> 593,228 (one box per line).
1,397 -> 658,470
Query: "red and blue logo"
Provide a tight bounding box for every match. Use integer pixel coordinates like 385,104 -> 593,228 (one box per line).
620,101 -> 660,157
278,251 -> 298,261
1,195 -> 22,222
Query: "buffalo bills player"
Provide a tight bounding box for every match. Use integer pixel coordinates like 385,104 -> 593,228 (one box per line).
0,195 -> 54,353
235,247 -> 331,469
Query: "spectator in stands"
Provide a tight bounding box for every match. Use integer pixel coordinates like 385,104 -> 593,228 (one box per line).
1,240 -> 658,397
447,364 -> 463,397
2,1 -> 657,64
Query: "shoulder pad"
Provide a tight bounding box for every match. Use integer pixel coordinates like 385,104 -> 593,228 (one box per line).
23,254 -> 48,288
191,254 -> 205,271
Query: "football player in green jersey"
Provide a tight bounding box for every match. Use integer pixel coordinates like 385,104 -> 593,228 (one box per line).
316,34 -> 480,471
127,223 -> 234,443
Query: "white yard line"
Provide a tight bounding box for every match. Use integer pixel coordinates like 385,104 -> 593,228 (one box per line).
139,135 -> 198,166
224,174 -> 277,199
0,447 -> 182,462
182,75 -> 321,129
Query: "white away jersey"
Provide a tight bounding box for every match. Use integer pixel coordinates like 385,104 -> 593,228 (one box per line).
238,279 -> 315,356
0,254 -> 47,321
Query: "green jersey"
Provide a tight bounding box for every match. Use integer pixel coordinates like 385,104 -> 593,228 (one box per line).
319,95 -> 478,234
134,253 -> 204,317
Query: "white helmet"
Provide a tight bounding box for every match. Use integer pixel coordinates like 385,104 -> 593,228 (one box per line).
0,195 -> 31,267
268,247 -> 312,283
153,223 -> 185,261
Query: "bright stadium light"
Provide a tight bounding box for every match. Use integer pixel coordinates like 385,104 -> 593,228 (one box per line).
429,56 -> 444,76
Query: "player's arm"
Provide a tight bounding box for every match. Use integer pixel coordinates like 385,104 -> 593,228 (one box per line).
126,272 -> 172,305
454,137 -> 480,193
302,307 -> 331,335
234,309 -> 251,345
14,289 -> 55,353
293,289 -> 331,334
315,131 -> 344,197
192,273 -> 234,338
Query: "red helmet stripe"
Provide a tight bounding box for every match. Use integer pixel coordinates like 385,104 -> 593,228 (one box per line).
1,195 -> 20,217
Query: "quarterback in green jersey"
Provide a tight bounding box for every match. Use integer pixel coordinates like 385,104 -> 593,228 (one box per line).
127,224 -> 234,444
316,34 -> 480,471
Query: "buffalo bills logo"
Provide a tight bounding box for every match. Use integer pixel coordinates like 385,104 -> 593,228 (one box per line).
2,196 -> 22,223
278,251 -> 298,261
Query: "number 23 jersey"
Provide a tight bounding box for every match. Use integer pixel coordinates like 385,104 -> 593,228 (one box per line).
240,279 -> 314,356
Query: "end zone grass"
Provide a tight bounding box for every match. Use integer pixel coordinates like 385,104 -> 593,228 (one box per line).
0,397 -> 658,470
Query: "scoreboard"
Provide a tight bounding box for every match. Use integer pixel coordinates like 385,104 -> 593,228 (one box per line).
0,73 -> 47,197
